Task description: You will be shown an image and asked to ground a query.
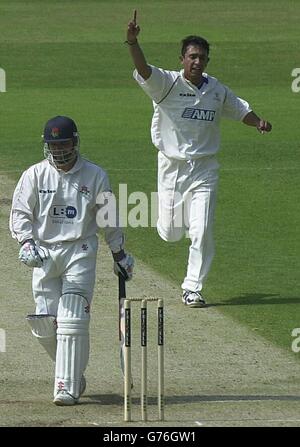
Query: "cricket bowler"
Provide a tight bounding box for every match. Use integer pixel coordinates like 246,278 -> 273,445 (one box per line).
125,10 -> 272,307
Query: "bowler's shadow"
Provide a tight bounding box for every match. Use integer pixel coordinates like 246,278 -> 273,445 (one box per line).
206,293 -> 300,308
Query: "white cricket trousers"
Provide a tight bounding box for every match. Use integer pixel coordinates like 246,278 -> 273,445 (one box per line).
157,151 -> 219,292
32,235 -> 98,315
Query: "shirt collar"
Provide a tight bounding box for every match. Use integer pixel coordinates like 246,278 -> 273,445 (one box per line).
180,70 -> 209,89
197,75 -> 208,90
65,155 -> 83,174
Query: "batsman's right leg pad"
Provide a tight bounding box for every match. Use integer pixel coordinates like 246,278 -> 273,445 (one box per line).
26,314 -> 57,361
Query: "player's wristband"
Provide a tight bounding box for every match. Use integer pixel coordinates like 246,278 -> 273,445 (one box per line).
21,238 -> 35,246
124,39 -> 138,46
112,249 -> 126,262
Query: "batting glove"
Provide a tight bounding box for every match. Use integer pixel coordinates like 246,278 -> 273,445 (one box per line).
19,239 -> 49,268
113,252 -> 134,281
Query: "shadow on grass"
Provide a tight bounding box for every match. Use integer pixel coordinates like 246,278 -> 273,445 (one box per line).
84,393 -> 300,406
206,293 -> 300,307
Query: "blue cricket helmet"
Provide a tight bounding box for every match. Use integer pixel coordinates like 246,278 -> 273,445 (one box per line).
42,116 -> 80,168
43,116 -> 78,142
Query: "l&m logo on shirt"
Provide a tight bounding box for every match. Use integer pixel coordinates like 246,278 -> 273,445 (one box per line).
50,205 -> 77,219
182,108 -> 216,121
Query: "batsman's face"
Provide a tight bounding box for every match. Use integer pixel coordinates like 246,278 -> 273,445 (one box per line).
181,45 -> 209,85
48,140 -> 76,169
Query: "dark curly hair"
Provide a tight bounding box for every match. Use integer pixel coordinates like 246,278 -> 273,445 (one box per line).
181,36 -> 210,56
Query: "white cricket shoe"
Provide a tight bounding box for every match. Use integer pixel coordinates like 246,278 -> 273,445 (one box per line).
53,376 -> 86,406
182,290 -> 206,308
53,390 -> 77,406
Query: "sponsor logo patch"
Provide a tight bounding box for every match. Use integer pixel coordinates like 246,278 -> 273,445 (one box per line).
182,108 -> 216,121
39,189 -> 56,194
50,205 -> 77,219
179,93 -> 196,97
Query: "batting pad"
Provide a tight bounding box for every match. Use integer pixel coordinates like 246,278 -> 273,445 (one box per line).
26,314 -> 57,361
54,294 -> 90,399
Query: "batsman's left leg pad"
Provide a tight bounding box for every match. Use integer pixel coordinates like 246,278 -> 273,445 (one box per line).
54,294 -> 90,399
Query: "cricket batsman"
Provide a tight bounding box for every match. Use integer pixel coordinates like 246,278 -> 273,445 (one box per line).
9,116 -> 134,405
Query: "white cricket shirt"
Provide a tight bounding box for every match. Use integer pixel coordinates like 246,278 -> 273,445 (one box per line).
10,155 -> 124,251
134,66 -> 252,160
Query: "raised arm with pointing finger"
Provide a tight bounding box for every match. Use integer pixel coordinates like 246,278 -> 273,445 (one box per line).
125,10 -> 151,80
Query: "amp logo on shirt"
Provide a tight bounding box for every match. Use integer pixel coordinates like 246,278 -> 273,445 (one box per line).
50,205 -> 77,219
182,108 -> 216,121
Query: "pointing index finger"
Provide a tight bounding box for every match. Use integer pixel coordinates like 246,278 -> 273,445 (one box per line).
133,9 -> 137,24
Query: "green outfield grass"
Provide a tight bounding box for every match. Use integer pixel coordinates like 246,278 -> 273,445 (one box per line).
1,0 -> 300,354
